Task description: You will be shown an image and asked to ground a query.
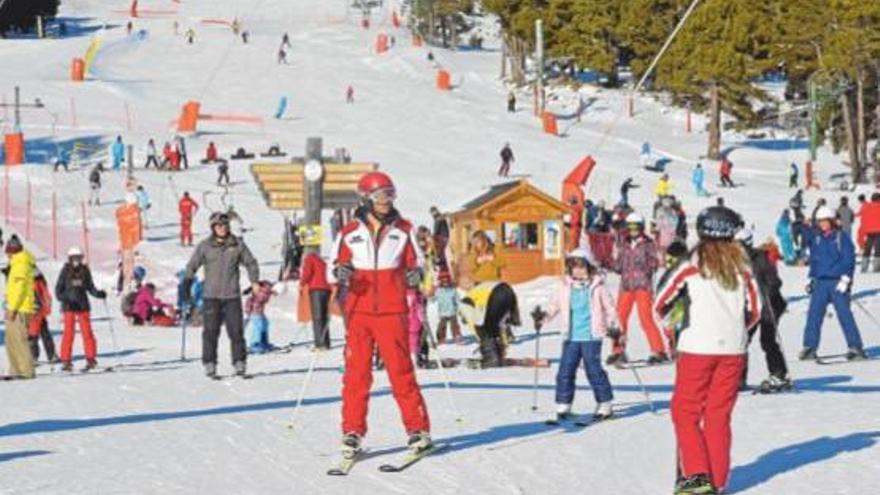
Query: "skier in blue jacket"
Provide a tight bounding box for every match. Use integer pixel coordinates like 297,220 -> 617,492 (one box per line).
775,210 -> 796,264
111,135 -> 125,170
800,206 -> 867,361
691,163 -> 708,197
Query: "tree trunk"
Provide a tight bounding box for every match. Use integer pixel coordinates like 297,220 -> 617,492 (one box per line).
500,38 -> 507,80
840,91 -> 861,183
856,70 -> 867,170
707,82 -> 721,160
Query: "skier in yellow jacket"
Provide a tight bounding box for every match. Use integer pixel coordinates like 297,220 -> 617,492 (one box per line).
4,234 -> 36,379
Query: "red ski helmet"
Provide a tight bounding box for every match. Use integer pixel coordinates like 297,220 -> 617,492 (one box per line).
357,171 -> 396,202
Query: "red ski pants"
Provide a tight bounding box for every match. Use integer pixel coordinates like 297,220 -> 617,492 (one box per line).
342,312 -> 430,437
616,289 -> 665,354
180,217 -> 193,245
60,311 -> 97,362
672,353 -> 745,491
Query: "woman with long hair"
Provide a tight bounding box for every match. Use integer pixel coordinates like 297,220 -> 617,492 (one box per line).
654,206 -> 761,494
467,230 -> 506,283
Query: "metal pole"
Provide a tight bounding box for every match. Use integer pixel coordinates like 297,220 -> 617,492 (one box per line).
126,144 -> 134,180
535,19 -> 544,113
14,86 -> 21,131
304,137 -> 323,226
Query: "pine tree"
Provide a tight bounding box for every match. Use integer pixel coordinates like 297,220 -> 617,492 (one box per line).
544,0 -> 623,87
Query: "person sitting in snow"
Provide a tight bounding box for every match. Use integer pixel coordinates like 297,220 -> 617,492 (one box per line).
131,283 -> 174,326
245,280 -> 276,353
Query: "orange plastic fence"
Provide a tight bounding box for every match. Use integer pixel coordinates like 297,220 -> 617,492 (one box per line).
200,114 -> 263,124
392,12 -> 400,28
375,33 -> 389,54
4,133 -> 24,165
71,58 -> 85,82
542,112 -> 558,136
436,70 -> 451,90
177,101 -> 201,132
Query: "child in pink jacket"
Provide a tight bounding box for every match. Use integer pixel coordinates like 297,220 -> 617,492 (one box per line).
546,248 -> 620,422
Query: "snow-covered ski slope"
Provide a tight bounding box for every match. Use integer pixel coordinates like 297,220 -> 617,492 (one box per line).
1,0 -> 879,493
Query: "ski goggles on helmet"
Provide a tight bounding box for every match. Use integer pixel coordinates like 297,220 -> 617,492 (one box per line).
364,186 -> 396,203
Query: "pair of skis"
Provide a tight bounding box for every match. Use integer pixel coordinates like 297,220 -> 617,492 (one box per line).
327,443 -> 448,476
545,414 -> 615,428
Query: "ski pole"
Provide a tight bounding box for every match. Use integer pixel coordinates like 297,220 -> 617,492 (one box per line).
423,322 -> 464,423
102,299 -> 120,370
853,297 -> 880,328
529,306 -> 547,411
287,314 -> 333,431
628,365 -> 657,415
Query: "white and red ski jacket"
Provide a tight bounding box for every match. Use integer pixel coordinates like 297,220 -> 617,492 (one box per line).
654,255 -> 761,355
330,210 -> 423,315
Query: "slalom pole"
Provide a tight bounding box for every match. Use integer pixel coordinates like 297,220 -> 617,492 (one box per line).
287,313 -> 333,432
628,365 -> 657,415
180,302 -> 188,361
102,299 -> 121,370
529,306 -> 547,411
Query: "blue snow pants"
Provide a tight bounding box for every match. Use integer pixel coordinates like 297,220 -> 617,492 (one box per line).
247,315 -> 271,352
555,340 -> 613,405
803,278 -> 864,350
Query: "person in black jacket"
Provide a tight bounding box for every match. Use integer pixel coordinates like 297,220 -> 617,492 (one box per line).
736,228 -> 791,393
430,206 -> 450,269
55,246 -> 107,372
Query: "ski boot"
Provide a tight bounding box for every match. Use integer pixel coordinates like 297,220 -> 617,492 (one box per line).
406,431 -> 434,455
82,359 -> 98,372
605,352 -> 627,366
757,374 -> 793,394
48,355 -> 61,365
646,352 -> 670,365
61,361 -> 73,372
550,403 -> 572,423
479,338 -> 503,368
234,361 -> 247,377
204,362 -> 218,379
341,433 -> 363,459
798,347 -> 817,361
846,347 -> 868,361
675,474 -> 717,494
593,401 -> 614,421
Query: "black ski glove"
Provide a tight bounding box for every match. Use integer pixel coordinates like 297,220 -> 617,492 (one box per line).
333,263 -> 355,286
95,290 -> 107,300
405,268 -> 423,288
180,278 -> 193,305
606,326 -> 622,341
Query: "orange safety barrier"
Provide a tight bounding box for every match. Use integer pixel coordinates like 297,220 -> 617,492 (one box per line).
375,33 -> 389,54
130,0 -> 138,17
177,101 -> 201,133
805,161 -> 821,190
392,11 -> 400,28
4,133 -> 24,166
200,114 -> 263,124
542,112 -> 558,136
437,69 -> 451,91
71,58 -> 85,82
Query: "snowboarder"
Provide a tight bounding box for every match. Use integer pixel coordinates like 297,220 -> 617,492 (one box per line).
217,160 -> 230,186
719,156 -> 734,188
179,191 -> 199,246
4,235 -> 37,379
204,142 -> 219,163
608,212 -> 667,365
735,228 -> 791,393
241,30 -> 249,44
182,212 -> 260,378
655,206 -> 761,495
544,248 -> 619,423
498,143 -> 514,177
55,246 -> 107,372
299,250 -> 331,349
346,85 -> 355,103
29,269 -> 58,363
329,171 -> 433,457
692,163 -> 708,197
88,163 -> 103,206
281,32 -> 291,49
144,138 -> 160,168
111,135 -> 125,171
800,206 -> 867,361
245,281 -> 276,353
789,162 -> 799,188
185,28 -> 195,44
507,91 -> 516,113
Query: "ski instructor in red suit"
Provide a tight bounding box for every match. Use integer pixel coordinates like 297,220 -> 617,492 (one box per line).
330,171 -> 433,457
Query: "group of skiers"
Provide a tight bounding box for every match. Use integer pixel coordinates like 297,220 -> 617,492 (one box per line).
3,235 -> 108,378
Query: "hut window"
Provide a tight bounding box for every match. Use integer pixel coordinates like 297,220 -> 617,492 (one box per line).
502,222 -> 539,250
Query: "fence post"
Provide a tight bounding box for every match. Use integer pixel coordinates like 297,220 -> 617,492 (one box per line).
81,201 -> 90,262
